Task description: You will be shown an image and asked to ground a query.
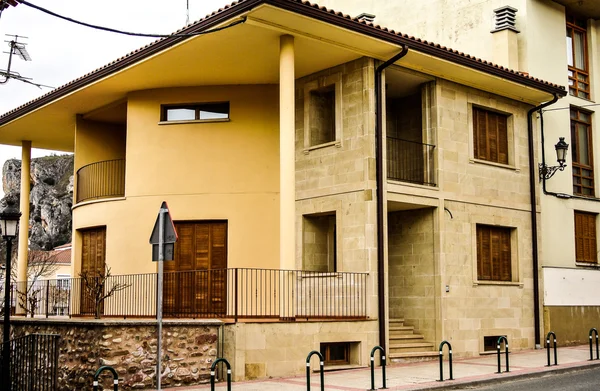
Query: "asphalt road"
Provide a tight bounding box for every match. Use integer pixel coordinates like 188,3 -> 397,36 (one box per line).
458,367 -> 600,390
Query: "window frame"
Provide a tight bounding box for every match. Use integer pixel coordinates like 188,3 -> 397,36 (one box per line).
320,342 -> 350,366
566,15 -> 590,99
571,107 -> 594,196
574,211 -> 597,264
159,102 -> 230,124
303,72 -> 343,152
476,224 -> 512,282
472,106 -> 511,166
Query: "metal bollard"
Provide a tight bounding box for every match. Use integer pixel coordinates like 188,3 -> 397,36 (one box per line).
438,341 -> 454,381
93,366 -> 119,391
546,331 -> 558,366
369,346 -> 387,390
210,358 -> 232,391
305,350 -> 325,391
496,336 -> 509,374
589,328 -> 599,361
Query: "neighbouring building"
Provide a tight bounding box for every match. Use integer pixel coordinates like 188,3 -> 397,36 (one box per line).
319,0 -> 600,346
0,0 -> 568,384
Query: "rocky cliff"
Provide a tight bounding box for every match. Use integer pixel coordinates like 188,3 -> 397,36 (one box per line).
2,155 -> 73,250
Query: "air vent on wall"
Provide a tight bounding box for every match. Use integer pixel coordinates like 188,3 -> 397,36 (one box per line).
356,13 -> 376,23
492,6 -> 519,33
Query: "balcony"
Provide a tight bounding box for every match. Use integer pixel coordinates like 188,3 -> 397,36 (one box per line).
76,159 -> 125,203
387,136 -> 436,186
9,268 -> 369,321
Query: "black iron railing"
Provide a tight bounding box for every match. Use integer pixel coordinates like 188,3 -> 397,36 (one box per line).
387,136 -> 436,186
11,268 -> 369,320
76,159 -> 125,203
0,334 -> 60,391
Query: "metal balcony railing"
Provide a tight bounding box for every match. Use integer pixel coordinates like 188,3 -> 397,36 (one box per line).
76,159 -> 125,203
10,268 -> 369,321
387,136 -> 436,186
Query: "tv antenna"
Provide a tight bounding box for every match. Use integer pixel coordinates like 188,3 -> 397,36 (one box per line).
0,34 -> 53,88
186,0 -> 190,25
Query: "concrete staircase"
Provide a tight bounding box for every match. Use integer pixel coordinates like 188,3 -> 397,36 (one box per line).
388,318 -> 438,362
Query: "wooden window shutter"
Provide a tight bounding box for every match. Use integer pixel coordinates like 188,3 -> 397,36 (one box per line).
477,226 -> 492,280
575,211 -> 597,263
473,107 -> 509,164
477,225 -> 512,282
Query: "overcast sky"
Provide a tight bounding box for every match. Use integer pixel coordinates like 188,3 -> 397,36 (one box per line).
0,0 -> 230,193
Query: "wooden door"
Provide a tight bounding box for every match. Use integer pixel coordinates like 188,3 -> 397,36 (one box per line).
80,227 -> 106,315
164,221 -> 227,317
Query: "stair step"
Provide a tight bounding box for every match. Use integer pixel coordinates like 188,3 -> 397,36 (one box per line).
390,334 -> 424,341
389,318 -> 405,324
389,342 -> 435,353
389,351 -> 439,362
389,326 -> 415,335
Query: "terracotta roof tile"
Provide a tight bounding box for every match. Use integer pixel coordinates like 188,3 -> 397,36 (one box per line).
0,0 -> 565,123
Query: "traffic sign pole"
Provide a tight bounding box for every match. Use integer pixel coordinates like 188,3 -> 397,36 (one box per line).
156,208 -> 165,391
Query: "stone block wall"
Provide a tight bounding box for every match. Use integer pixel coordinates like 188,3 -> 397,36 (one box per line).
388,208 -> 436,343
10,318 -> 221,390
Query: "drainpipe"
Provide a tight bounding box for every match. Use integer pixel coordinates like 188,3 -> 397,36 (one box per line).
375,46 -> 408,351
527,93 -> 558,348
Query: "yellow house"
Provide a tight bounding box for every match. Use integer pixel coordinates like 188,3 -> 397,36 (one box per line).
0,0 -> 567,381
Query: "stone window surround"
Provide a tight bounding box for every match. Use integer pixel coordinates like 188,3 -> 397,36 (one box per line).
303,72 -> 343,153
301,210 -> 339,272
470,218 -> 523,287
467,102 -> 519,172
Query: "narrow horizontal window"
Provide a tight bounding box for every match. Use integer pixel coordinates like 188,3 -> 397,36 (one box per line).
161,102 -> 229,122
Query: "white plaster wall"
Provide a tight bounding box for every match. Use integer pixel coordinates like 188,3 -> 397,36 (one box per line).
544,267 -> 600,306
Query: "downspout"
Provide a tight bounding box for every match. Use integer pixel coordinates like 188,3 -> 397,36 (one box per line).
527,93 -> 558,348
375,46 -> 408,351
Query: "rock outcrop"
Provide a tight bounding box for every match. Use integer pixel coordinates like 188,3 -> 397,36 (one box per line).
2,155 -> 73,250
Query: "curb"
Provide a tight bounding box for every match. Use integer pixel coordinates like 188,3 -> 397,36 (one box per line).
407,360 -> 600,390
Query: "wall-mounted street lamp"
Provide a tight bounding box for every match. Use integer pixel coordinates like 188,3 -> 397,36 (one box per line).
539,137 -> 569,180
1,198 -> 21,388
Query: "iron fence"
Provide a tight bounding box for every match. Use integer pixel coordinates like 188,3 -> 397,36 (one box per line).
76,158 -> 126,203
11,268 -> 369,320
387,136 -> 436,186
0,334 -> 60,391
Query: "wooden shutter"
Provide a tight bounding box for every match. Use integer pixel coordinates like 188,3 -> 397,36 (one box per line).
473,107 -> 508,164
477,225 -> 511,282
80,227 -> 106,315
166,221 -> 228,317
575,211 -> 597,263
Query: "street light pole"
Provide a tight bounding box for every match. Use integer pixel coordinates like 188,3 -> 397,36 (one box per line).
2,237 -> 12,386
0,198 -> 21,389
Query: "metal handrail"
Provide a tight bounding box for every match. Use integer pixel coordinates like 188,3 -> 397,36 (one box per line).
386,136 -> 436,186
12,268 -> 369,321
76,158 -> 125,203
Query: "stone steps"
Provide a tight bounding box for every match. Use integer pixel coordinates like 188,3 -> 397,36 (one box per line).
388,318 -> 437,362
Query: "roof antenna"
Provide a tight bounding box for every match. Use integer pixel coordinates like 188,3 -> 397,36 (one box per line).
0,35 -> 53,89
186,0 -> 190,25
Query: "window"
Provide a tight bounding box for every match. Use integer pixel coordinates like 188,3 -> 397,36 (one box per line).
161,102 -> 229,122
473,107 -> 509,165
303,213 -> 336,272
303,72 -> 342,151
320,342 -> 349,366
566,15 -> 590,99
571,108 -> 594,196
574,211 -> 597,263
309,86 -> 335,146
484,336 -> 506,352
476,225 -> 512,282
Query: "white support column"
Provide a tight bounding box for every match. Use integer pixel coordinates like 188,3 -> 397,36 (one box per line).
17,141 -> 31,304
279,35 -> 295,270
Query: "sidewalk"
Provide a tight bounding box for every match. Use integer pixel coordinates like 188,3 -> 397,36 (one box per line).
165,344 -> 600,390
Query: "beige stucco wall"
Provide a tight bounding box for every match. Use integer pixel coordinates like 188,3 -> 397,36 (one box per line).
72,85 -> 280,276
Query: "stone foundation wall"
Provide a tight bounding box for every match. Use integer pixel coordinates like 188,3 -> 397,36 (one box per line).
10,318 -> 222,390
